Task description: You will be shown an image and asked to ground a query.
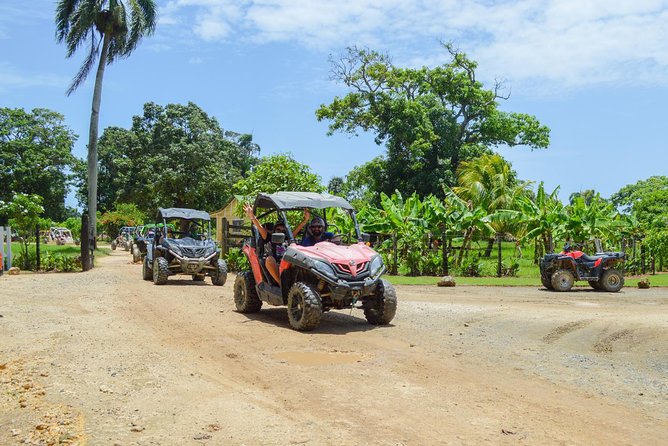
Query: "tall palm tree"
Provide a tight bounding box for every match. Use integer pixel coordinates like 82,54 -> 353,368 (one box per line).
55,0 -> 156,259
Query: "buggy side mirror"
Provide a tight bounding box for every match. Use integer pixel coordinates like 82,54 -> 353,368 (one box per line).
360,232 -> 371,243
271,232 -> 285,244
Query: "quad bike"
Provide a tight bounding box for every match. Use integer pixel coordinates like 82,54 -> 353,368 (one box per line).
111,226 -> 135,251
540,242 -> 625,292
143,208 -> 227,286
234,191 -> 397,331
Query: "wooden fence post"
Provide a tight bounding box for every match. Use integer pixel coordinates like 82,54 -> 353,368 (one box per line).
81,214 -> 91,271
221,218 -> 229,256
35,224 -> 40,271
441,229 -> 448,276
392,233 -> 398,275
496,233 -> 502,277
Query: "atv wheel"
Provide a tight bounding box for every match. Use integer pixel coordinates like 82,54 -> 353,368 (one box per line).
551,269 -> 574,292
541,273 -> 553,290
589,280 -> 601,290
192,274 -> 205,281
287,282 -> 323,331
211,259 -> 228,286
600,269 -> 624,292
124,242 -> 130,252
142,256 -> 152,281
153,257 -> 169,285
233,272 -> 262,313
111,240 -> 117,250
364,279 -> 397,325
132,247 -> 141,263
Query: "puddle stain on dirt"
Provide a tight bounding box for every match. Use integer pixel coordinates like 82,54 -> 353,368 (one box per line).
272,351 -> 366,366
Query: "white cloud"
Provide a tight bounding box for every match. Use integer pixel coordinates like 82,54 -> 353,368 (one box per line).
0,63 -> 68,93
159,0 -> 668,91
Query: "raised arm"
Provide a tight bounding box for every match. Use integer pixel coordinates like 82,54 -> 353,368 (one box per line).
244,203 -> 268,240
292,208 -> 311,239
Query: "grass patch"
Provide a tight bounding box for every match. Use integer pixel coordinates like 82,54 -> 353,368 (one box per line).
385,272 -> 668,287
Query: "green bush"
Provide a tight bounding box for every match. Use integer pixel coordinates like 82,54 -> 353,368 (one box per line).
224,248 -> 249,272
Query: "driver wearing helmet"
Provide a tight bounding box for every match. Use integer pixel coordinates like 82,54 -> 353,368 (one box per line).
301,216 -> 334,247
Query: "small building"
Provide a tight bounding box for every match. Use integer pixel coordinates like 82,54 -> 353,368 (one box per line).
210,196 -> 250,253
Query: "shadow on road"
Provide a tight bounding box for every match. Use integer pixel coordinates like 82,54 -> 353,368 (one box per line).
235,307 -> 394,335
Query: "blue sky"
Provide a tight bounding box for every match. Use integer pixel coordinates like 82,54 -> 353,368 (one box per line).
2,0 -> 667,207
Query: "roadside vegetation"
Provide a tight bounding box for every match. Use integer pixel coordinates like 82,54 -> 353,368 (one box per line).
1,28 -> 666,281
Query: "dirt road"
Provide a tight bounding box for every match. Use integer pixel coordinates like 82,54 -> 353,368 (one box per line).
1,250 -> 667,445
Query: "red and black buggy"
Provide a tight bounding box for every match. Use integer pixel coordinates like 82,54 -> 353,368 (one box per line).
234,192 -> 397,331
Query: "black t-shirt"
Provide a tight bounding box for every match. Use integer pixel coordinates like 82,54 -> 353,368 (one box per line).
263,236 -> 286,261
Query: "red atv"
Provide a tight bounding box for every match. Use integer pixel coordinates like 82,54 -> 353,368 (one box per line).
234,192 -> 397,331
540,242 -> 625,292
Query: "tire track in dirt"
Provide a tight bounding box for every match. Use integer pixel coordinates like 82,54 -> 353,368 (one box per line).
593,329 -> 634,354
541,320 -> 592,344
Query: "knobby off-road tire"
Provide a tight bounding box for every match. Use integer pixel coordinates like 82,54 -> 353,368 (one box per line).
142,256 -> 152,281
364,279 -> 398,325
132,247 -> 141,263
192,274 -> 205,281
111,240 -> 117,251
211,259 -> 228,286
541,273 -> 554,290
233,271 -> 262,313
600,269 -> 624,292
287,282 -> 323,331
551,269 -> 574,292
153,257 -> 169,285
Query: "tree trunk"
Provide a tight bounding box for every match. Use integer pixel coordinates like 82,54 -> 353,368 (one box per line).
87,32 -> 111,258
484,237 -> 494,257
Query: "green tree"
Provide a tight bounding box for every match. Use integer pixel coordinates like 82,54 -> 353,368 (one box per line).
233,153 -> 324,198
452,154 -> 531,255
99,203 -> 146,238
0,108 -> 77,220
77,102 -> 259,214
610,176 -> 668,213
316,44 -> 550,198
56,0 -> 157,243
0,193 -> 44,269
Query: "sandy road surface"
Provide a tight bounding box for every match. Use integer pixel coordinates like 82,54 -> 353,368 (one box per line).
1,250 -> 667,445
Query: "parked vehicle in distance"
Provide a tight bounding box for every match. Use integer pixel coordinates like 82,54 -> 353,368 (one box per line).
111,226 -> 135,251
143,208 -> 227,286
540,242 -> 625,292
234,191 -> 397,331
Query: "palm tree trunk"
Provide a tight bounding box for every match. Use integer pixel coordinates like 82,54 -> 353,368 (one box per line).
87,32 -> 111,259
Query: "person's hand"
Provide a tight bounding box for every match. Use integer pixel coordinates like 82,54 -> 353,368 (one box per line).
243,203 -> 254,219
303,208 -> 311,221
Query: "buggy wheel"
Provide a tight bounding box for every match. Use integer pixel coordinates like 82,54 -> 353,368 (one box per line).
153,257 -> 169,285
132,247 -> 141,263
233,272 -> 262,313
600,269 -> 624,292
111,240 -> 117,250
589,280 -> 601,290
192,274 -> 205,281
287,282 -> 323,331
142,256 -> 152,281
211,259 -> 228,286
551,269 -> 574,292
541,274 -> 554,290
364,279 -> 397,325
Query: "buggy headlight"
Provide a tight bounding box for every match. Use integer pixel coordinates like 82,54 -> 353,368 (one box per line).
369,255 -> 385,278
312,259 -> 337,281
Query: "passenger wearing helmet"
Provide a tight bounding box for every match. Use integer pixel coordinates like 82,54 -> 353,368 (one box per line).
301,216 -> 334,247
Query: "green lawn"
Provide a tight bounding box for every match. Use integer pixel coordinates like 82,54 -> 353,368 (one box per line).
385,272 -> 668,287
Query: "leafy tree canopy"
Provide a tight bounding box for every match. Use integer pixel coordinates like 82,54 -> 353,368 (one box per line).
75,102 -> 260,214
99,203 -> 147,238
316,43 -> 550,199
233,153 -> 325,199
0,108 -> 77,221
